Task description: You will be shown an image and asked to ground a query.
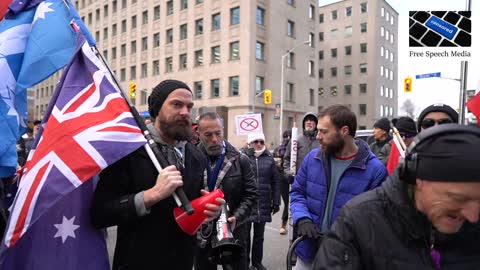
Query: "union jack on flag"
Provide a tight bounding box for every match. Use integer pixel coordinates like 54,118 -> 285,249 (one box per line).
0,36 -> 146,269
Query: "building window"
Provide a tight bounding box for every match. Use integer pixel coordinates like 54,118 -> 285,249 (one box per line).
331,67 -> 337,77
319,50 -> 324,60
130,65 -> 136,80
330,86 -> 338,97
309,32 -> 315,47
380,105 -> 384,117
141,63 -> 147,78
360,43 -> 367,53
165,57 -> 173,72
152,60 -> 159,75
359,104 -> 367,115
180,24 -> 187,40
140,89 -> 147,105
309,88 -> 315,105
255,76 -> 264,95
286,52 -> 294,68
256,7 -> 265,25
345,6 -> 352,17
121,0 -> 126,9
230,7 -> 240,25
309,5 -> 315,19
131,15 -> 137,29
194,81 -> 202,99
344,65 -> 352,75
95,8 -> 100,21
111,47 -> 117,59
167,1 -> 173,15
196,0 -> 204,4
386,30 -> 390,41
121,43 -> 126,56
103,49 -> 108,60
381,7 -> 385,17
360,2 -> 368,13
211,79 -> 220,98
331,48 -> 337,58
229,41 -> 240,60
120,68 -> 126,81
141,37 -> 148,51
331,10 -> 337,20
360,83 -> 367,94
104,5 -> 109,17
130,40 -> 136,54
166,28 -> 173,43
359,63 -> 367,73
308,61 -> 314,76
181,0 -> 188,10
344,85 -> 352,95
229,76 -> 239,96
380,85 -> 384,96
179,54 -> 187,70
319,13 -> 324,23
142,10 -> 148,25
287,20 -> 295,37
103,28 -> 108,40
360,22 -> 367,33
330,29 -> 338,39
212,13 -> 221,31
380,66 -> 384,76
112,0 -> 117,12
211,46 -> 220,63
154,5 -> 160,20
344,26 -> 353,38
153,33 -> 160,47
287,82 -> 294,102
256,41 -> 264,60
318,69 -> 323,79
195,19 -> 203,35
194,49 -> 203,66
95,31 -> 99,41
345,45 -> 352,56
121,19 -> 127,32
380,46 -> 384,56
112,24 -> 117,36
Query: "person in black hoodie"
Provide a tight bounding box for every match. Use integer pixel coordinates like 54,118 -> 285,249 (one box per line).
245,132 -> 280,270
314,124 -> 480,270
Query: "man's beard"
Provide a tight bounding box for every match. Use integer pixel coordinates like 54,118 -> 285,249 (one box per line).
321,133 -> 345,155
159,117 -> 192,141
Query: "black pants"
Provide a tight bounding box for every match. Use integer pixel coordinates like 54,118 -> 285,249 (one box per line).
194,223 -> 249,270
280,175 -> 290,223
246,222 -> 266,268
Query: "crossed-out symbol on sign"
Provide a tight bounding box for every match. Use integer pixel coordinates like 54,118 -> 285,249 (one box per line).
240,118 -> 259,131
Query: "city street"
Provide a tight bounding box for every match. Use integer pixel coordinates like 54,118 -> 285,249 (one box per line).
106,204 -> 291,270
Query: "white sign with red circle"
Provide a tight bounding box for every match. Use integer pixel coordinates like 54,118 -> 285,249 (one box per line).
235,114 -> 263,135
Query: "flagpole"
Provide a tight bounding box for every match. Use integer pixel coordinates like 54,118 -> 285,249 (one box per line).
90,45 -> 195,215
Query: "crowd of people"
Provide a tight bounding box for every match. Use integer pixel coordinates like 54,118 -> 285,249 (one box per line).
2,78 -> 479,270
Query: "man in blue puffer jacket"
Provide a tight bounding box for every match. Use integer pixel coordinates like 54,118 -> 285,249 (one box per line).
290,105 -> 387,269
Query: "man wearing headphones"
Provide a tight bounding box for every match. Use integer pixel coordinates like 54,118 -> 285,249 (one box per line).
313,124 -> 480,269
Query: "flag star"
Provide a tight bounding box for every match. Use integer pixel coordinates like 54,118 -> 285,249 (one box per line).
32,2 -> 55,26
53,216 -> 80,243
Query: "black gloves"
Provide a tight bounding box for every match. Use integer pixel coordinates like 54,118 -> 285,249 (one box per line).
297,218 -> 322,239
271,204 -> 280,215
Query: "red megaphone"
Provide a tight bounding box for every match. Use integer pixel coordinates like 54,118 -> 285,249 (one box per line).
174,189 -> 224,235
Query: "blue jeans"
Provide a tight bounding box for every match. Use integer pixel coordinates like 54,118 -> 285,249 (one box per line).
246,221 -> 266,267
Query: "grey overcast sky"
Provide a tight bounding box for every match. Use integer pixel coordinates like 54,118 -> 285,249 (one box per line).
319,0 -> 479,117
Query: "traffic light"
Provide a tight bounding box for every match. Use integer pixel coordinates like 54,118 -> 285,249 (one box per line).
404,77 -> 412,93
264,89 -> 272,104
129,81 -> 136,98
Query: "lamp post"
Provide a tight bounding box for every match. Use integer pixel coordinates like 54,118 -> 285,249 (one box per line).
252,89 -> 265,114
279,41 -> 310,141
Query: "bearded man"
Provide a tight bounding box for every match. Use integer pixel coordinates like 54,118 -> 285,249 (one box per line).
91,80 -> 223,270
289,104 -> 387,270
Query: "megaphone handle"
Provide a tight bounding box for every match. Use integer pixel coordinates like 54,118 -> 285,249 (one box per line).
174,188 -> 194,214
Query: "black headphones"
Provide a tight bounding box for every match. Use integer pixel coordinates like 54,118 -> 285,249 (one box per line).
398,124 -> 480,184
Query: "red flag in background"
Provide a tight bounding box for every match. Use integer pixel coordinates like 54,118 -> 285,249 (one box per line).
0,0 -> 12,21
467,92 -> 480,126
386,138 -> 402,175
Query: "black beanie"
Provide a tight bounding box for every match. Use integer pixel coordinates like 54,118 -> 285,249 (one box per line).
417,103 -> 458,132
395,116 -> 417,135
373,118 -> 391,133
415,126 -> 480,182
148,79 -> 191,119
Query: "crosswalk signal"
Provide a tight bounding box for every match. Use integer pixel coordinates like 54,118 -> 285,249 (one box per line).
264,89 -> 272,104
129,81 -> 137,98
404,77 -> 412,93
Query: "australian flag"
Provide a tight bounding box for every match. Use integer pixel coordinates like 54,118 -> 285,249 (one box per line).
0,0 -> 87,177
0,34 -> 147,269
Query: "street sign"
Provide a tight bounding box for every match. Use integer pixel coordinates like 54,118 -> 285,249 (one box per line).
415,72 -> 441,79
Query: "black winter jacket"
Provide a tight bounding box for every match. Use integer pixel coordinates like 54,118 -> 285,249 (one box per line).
313,170 -> 480,270
91,144 -> 206,270
245,148 -> 281,223
198,141 -> 258,226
